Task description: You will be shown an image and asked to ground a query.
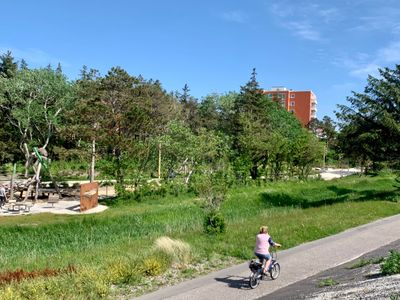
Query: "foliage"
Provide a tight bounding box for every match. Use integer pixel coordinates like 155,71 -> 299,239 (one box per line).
0,51 -> 17,78
336,65 -> 400,170
0,57 -> 323,185
381,250 -> 400,275
0,66 -> 74,176
203,210 -> 226,234
141,256 -> 166,276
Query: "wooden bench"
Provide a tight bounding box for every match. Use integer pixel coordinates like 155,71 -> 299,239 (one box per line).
47,193 -> 59,207
80,182 -> 99,212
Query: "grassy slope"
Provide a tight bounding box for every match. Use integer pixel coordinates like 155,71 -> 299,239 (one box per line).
0,174 -> 399,297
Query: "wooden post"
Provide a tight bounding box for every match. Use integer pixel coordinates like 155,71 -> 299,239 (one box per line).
9,163 -> 16,201
158,142 -> 161,179
90,138 -> 96,183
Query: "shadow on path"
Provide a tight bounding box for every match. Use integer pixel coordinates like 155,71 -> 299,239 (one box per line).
214,275 -> 250,290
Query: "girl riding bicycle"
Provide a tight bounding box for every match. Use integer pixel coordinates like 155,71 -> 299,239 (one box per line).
254,226 -> 281,274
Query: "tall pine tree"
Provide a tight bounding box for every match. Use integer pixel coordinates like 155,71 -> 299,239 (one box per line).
0,51 -> 18,78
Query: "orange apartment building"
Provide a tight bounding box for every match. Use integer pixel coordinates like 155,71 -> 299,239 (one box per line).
262,87 -> 317,127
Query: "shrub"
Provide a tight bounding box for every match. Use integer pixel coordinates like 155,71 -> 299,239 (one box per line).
141,257 -> 164,276
74,266 -> 110,298
381,250 -> 400,275
105,260 -> 141,285
204,210 -> 226,234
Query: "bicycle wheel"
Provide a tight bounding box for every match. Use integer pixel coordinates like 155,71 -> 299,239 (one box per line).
249,272 -> 260,289
270,262 -> 280,280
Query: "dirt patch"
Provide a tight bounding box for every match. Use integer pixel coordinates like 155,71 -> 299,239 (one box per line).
260,239 -> 400,300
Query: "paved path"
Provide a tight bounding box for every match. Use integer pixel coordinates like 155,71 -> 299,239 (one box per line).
135,214 -> 400,300
318,168 -> 360,180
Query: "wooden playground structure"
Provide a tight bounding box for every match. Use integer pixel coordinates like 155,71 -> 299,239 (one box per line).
1,147 -> 99,213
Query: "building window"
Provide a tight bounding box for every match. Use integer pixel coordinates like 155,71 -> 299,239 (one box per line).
289,109 -> 295,114
290,101 -> 295,107
290,93 -> 295,98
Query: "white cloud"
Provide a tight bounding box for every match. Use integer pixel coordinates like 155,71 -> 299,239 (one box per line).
285,22 -> 321,41
349,63 -> 381,78
268,1 -> 338,42
221,11 -> 247,23
349,3 -> 400,34
378,41 -> 400,62
336,41 -> 400,78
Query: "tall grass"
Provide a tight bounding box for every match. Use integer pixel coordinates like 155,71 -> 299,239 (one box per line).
0,173 -> 399,298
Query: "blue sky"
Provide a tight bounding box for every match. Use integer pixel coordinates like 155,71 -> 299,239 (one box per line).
1,0 -> 400,120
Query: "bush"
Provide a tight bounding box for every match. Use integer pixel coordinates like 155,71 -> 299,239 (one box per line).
381,250 -> 400,275
141,256 -> 165,277
204,210 -> 226,234
105,260 -> 142,285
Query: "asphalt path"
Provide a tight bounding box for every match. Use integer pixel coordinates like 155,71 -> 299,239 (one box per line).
134,214 -> 400,300
259,239 -> 400,300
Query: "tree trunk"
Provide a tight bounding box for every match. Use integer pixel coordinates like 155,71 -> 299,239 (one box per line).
250,164 -> 258,180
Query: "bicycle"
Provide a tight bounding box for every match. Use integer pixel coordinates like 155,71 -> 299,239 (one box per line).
248,249 -> 281,289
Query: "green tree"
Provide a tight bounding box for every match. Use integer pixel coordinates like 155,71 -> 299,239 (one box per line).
59,66 -> 105,181
0,67 -> 74,176
177,84 -> 200,132
336,65 -> 400,169
232,68 -> 268,179
0,51 -> 18,78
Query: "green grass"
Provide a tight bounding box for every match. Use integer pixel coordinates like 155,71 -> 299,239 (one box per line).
348,257 -> 384,269
0,173 -> 399,298
318,278 -> 339,287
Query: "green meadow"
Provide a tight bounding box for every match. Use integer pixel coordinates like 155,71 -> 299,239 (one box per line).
0,173 -> 399,299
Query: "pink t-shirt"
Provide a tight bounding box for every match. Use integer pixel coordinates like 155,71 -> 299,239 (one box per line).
254,233 -> 271,255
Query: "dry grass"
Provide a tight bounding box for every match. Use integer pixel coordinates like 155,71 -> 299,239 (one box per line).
155,236 -> 191,266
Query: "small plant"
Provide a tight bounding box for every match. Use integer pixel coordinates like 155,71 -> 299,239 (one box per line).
105,260 -> 141,284
192,167 -> 229,235
348,256 -> 384,269
390,293 -> 400,300
381,250 -> 400,275
318,278 -> 338,287
142,257 -> 164,276
204,210 -> 226,234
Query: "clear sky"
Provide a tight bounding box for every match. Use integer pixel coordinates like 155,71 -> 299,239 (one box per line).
1,0 -> 399,120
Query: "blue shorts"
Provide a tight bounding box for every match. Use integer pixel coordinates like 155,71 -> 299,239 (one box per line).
255,252 -> 271,262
